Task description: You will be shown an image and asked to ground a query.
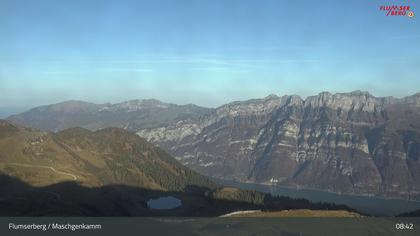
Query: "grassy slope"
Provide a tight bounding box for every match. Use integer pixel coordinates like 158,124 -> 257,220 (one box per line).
0,120 -> 357,216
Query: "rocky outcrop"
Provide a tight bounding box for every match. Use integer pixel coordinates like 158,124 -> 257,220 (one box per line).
137,91 -> 420,200
8,91 -> 420,200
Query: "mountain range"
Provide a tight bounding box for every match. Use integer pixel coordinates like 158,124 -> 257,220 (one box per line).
8,91 -> 420,200
0,120 -> 354,216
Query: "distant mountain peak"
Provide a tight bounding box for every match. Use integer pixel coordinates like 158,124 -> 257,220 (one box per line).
107,99 -> 173,112
318,91 -> 333,96
124,98 -> 165,104
32,100 -> 102,113
349,90 -> 372,97
264,94 -> 279,100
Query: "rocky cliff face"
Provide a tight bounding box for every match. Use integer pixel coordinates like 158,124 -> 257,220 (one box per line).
0,120 -> 355,216
137,91 -> 420,200
8,91 -> 420,200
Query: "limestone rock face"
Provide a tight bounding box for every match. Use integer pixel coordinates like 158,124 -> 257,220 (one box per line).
137,92 -> 420,200
9,92 -> 420,200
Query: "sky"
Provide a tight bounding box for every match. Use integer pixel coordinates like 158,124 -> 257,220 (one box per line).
1,0 -> 419,116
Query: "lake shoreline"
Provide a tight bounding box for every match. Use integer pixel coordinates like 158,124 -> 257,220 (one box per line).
212,177 -> 420,203
212,177 -> 420,216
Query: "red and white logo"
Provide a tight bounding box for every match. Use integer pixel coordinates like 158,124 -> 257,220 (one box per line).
379,5 -> 414,17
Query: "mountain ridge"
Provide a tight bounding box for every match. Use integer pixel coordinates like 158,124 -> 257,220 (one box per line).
0,120 -> 358,216
6,91 -> 420,200
133,91 -> 420,200
8,91 -> 420,119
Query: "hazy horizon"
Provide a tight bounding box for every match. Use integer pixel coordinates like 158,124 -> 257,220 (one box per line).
1,0 -> 419,112
2,89 -> 420,119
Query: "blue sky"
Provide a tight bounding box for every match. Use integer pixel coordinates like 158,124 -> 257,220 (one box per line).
0,0 -> 419,113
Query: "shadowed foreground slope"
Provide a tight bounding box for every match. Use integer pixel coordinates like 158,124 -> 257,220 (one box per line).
0,120 -> 355,216
0,174 -> 357,217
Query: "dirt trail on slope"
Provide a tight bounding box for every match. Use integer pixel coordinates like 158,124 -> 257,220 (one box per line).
7,163 -> 78,180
